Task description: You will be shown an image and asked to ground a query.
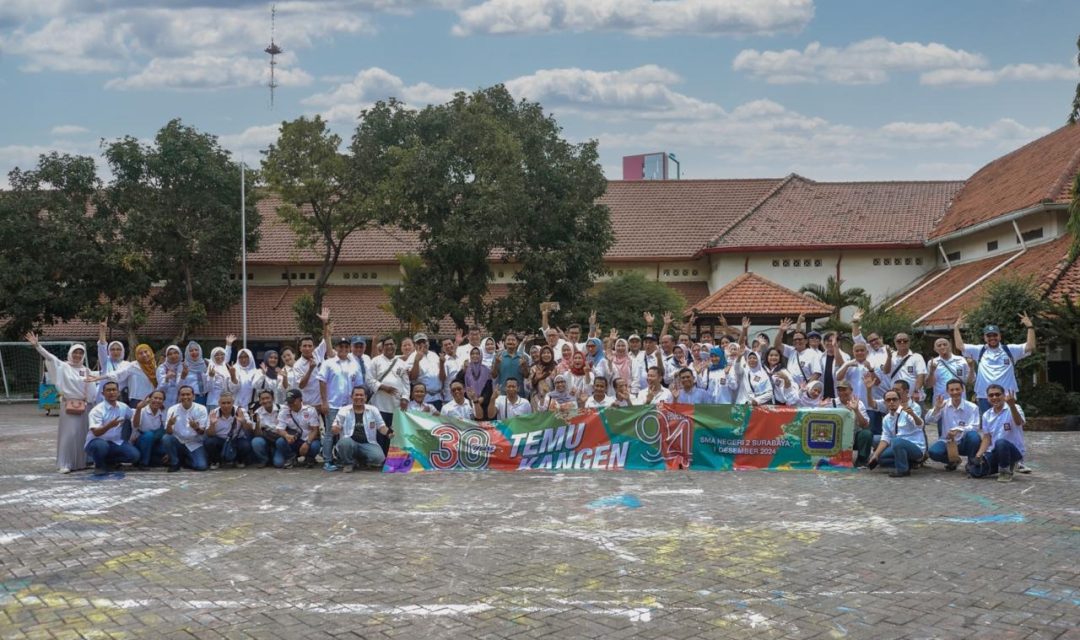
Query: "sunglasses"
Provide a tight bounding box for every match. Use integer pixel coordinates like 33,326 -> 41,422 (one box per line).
884,397 -> 900,402
895,339 -> 909,343
987,392 -> 1003,398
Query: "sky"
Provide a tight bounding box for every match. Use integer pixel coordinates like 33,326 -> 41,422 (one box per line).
1,0 -> 1079,186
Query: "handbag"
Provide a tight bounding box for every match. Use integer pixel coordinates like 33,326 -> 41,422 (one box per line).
64,398 -> 87,416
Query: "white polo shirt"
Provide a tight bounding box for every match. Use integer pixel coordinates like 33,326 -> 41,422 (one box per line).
167,402 -> 209,451
87,400 -> 135,446
925,398 -> 980,440
889,351 -> 927,396
495,395 -> 533,419
963,343 -> 1028,399
980,404 -> 1026,455
881,410 -> 927,453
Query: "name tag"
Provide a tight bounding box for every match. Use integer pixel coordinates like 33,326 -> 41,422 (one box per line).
906,365 -> 915,374
1004,422 -> 1012,431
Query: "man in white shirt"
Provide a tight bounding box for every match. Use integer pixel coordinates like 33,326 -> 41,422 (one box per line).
456,326 -> 483,362
925,379 -> 981,471
162,385 -> 209,472
440,337 -> 463,406
318,338 -> 364,471
825,381 -> 871,467
292,336 -> 324,414
970,384 -> 1027,482
635,366 -> 673,405
348,336 -> 372,385
332,387 -> 390,472
491,378 -> 533,419
954,313 -> 1036,412
927,338 -> 970,403
277,388 -> 322,469
369,337 -> 410,453
635,334 -> 669,390
582,377 -> 615,410
774,318 -> 821,389
889,333 -> 927,402
408,333 -> 445,410
851,309 -> 889,368
85,381 -> 139,475
867,389 -> 927,478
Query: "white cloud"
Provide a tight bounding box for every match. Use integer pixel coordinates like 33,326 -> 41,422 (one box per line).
733,37 -> 986,84
303,67 -> 460,122
218,124 -> 284,163
105,52 -> 313,90
50,125 -> 89,135
504,65 -> 723,119
452,0 -> 814,37
920,63 -> 1079,86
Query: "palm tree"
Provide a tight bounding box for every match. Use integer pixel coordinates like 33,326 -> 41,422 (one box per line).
799,277 -> 870,322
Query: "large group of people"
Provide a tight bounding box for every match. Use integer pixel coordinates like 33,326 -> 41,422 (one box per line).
28,303 -> 1038,481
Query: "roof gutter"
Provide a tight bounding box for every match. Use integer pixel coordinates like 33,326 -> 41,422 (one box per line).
927,202 -> 1066,245
887,243 -> 952,311
914,220 -> 1028,326
700,242 -> 924,255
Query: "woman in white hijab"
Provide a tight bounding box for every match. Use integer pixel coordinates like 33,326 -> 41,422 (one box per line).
204,346 -> 237,413
738,351 -> 773,406
232,348 -> 259,410
157,345 -> 184,408
481,337 -> 498,368
95,321 -> 127,402
26,332 -> 98,473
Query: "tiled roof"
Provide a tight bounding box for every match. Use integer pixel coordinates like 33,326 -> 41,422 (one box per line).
686,272 -> 834,317
711,176 -> 963,249
666,281 -> 711,306
598,179 -> 785,259
893,235 -> 1079,327
929,124 -> 1080,240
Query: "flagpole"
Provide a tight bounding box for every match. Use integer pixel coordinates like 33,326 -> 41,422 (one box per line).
240,157 -> 248,350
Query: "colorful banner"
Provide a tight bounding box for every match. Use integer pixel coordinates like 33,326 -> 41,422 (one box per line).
382,403 -> 854,473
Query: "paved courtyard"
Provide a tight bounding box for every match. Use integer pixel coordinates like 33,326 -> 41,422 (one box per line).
0,405 -> 1077,640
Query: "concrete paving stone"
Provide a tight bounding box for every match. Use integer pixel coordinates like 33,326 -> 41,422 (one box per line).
0,406 -> 1077,639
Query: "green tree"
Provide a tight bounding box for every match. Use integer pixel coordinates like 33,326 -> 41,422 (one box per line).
103,119 -> 260,342
262,107 -> 410,336
799,276 -> 868,322
0,153 -> 110,338
385,85 -> 612,333
586,273 -> 685,336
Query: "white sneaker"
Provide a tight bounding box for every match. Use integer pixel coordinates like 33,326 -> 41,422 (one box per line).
58,467 -> 71,474
1015,462 -> 1032,474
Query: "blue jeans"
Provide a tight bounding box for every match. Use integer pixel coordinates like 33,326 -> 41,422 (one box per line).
266,437 -> 321,468
223,438 -> 253,465
323,411 -> 340,464
85,439 -> 139,474
868,410 -> 884,436
251,436 -> 272,466
989,440 -> 1023,472
161,434 -> 208,471
135,427 -> 166,466
878,439 -> 925,474
335,438 -> 386,469
928,430 -> 982,464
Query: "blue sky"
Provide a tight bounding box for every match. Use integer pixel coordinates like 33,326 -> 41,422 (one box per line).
2,0 -> 1078,186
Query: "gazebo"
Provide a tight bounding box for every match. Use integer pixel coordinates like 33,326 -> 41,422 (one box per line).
685,272 -> 834,338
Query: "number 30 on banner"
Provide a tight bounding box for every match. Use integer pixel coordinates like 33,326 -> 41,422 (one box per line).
430,424 -> 491,470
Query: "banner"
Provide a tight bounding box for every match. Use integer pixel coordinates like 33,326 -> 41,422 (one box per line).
382,404 -> 854,473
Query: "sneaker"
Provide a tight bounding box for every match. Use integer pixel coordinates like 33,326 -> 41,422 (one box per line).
167,466 -> 180,473
1015,462 -> 1032,474
866,459 -> 879,471
209,463 -> 220,470
944,462 -> 957,472
342,465 -> 354,473
323,463 -> 340,472
236,463 -> 247,469
297,455 -> 306,464
305,458 -> 316,469
58,467 -> 71,474
888,470 -> 910,478
997,470 -> 1014,483
315,454 -> 325,464
283,456 -> 296,469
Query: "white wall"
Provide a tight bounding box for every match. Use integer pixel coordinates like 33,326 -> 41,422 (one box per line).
935,208 -> 1067,265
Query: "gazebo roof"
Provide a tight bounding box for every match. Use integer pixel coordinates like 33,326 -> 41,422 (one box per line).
687,272 -> 834,318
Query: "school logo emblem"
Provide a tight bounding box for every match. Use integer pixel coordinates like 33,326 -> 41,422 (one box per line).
800,413 -> 842,456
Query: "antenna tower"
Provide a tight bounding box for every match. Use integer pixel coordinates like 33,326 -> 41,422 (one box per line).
264,4 -> 283,108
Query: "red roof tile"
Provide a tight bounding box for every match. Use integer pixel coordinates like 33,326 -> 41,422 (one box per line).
929,124 -> 1080,240
893,235 -> 1079,327
711,176 -> 963,250
666,281 -> 711,306
599,179 -> 784,259
686,272 -> 834,318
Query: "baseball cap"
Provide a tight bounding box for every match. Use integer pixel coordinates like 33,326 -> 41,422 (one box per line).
836,380 -> 852,390
643,334 -> 658,342
350,336 -> 367,346
285,388 -> 303,402
983,325 -> 1001,335
628,334 -> 641,341
413,332 -> 428,343
336,336 -> 350,346
807,330 -> 822,339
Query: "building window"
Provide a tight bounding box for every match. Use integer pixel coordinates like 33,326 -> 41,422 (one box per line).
814,259 -> 822,267
343,272 -> 350,280
308,273 -> 315,279
884,258 -> 891,266
692,269 -> 699,276
1020,228 -> 1044,242
873,258 -> 881,266
361,272 -> 369,279
804,261 -> 810,268
916,258 -> 923,265
905,257 -> 912,265
682,269 -> 689,276
371,272 -> 377,280
987,240 -> 998,251
946,251 -> 961,262
281,273 -> 289,280
793,259 -> 801,267
772,260 -> 780,267
782,260 -> 790,267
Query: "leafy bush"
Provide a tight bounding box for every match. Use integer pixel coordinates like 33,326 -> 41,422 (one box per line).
1021,382 -> 1080,417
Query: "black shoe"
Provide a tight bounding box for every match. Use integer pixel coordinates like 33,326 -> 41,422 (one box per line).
944,462 -> 957,471
866,459 -> 879,471
888,470 -> 910,478
167,466 -> 180,473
